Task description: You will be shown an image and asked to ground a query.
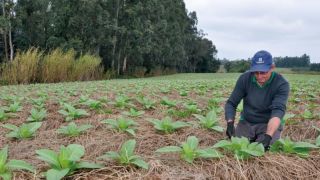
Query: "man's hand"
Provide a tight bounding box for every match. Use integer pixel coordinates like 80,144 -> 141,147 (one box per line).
226,120 -> 235,139
257,134 -> 272,151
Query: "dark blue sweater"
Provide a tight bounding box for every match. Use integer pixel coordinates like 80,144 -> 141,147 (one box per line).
225,71 -> 290,124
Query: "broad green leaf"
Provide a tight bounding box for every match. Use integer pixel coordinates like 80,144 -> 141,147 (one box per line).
172,121 -> 190,129
0,146 -> 8,167
6,160 -> 34,172
156,146 -> 182,153
0,172 -> 11,180
98,151 -> 120,160
28,122 -> 42,132
36,149 -> 60,168
197,148 -> 223,158
125,129 -> 136,136
67,144 -> 85,161
1,124 -> 18,131
46,168 -> 69,180
120,140 -> 136,158
186,136 -> 199,150
316,136 -> 320,147
211,126 -> 224,132
131,158 -> 149,169
213,140 -> 232,148
294,142 -> 318,149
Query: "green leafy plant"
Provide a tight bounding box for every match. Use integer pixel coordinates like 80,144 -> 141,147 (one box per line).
101,117 -> 138,136
270,137 -> 318,157
27,108 -> 47,122
193,111 -> 224,132
3,102 -> 23,113
156,136 -> 222,163
0,109 -> 10,121
2,122 -> 42,139
283,113 -> 296,125
0,146 -> 35,180
148,116 -> 190,134
57,122 -> 93,137
98,139 -> 148,169
313,126 -> 320,147
82,99 -> 103,110
36,144 -> 103,180
30,97 -> 46,109
301,110 -> 314,119
136,96 -> 156,109
213,137 -> 265,160
160,97 -> 177,108
111,95 -> 134,109
122,108 -> 145,117
58,103 -> 89,121
183,103 -> 200,114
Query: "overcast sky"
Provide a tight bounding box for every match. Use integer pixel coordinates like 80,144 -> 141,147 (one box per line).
184,0 -> 320,63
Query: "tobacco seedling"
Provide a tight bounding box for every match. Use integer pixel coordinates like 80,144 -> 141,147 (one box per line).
2,122 -> 42,139
156,136 -> 222,163
270,137 -> 318,158
213,137 -> 265,160
98,139 -> 148,169
193,111 -> 224,132
101,117 -> 138,136
57,122 -> 92,137
136,97 -> 156,109
111,95 -> 134,109
0,109 -> 10,121
58,103 -> 89,121
36,144 -> 103,180
122,108 -> 145,117
313,126 -> 320,147
0,146 -> 35,180
148,117 -> 190,134
27,108 -> 47,122
3,102 -> 23,113
160,97 -> 177,108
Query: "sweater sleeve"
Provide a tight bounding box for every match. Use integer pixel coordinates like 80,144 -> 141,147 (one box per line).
270,81 -> 290,119
225,74 -> 246,121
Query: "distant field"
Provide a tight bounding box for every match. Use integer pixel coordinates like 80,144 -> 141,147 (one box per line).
0,73 -> 319,179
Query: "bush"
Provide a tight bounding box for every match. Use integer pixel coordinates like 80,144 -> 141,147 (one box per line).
0,48 -> 105,84
1,48 -> 42,84
41,48 -> 75,83
72,54 -> 104,81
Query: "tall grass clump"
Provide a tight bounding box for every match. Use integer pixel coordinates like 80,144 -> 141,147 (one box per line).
71,54 -> 104,81
41,48 -> 75,83
0,47 -> 105,84
1,48 -> 42,84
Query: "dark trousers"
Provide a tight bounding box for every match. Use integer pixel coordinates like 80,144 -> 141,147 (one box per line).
235,120 -> 281,144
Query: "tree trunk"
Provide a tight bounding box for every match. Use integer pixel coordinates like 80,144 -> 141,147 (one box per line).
111,0 -> 120,71
2,0 -> 8,61
8,20 -> 13,61
117,49 -> 121,75
122,55 -> 127,73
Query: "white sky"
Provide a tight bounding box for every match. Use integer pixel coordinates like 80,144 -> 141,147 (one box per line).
184,0 -> 320,63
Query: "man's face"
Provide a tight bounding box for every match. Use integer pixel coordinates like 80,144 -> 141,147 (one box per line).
254,69 -> 273,85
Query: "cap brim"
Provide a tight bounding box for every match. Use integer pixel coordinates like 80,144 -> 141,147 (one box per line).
249,65 -> 271,72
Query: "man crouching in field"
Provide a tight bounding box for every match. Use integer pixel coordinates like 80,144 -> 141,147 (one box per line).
224,50 -> 290,151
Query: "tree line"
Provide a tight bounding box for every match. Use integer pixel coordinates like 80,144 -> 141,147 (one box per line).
222,54 -> 320,73
0,0 -> 220,79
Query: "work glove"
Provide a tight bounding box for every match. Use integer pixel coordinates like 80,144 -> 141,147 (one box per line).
226,121 -> 235,139
257,134 -> 272,151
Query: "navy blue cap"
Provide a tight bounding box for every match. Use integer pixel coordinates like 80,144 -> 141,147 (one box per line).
249,50 -> 273,72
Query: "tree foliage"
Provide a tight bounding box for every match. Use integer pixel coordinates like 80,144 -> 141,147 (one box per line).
0,0 -> 219,79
